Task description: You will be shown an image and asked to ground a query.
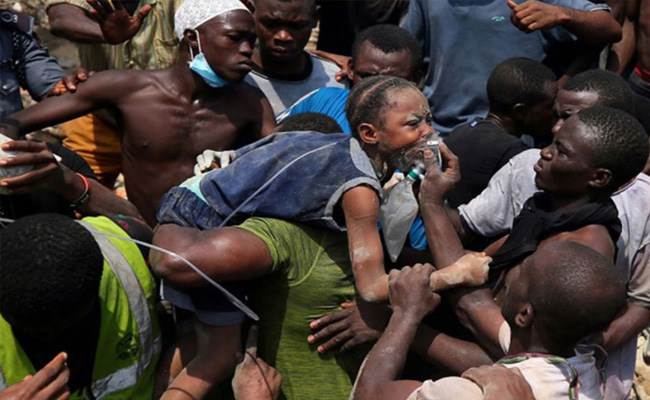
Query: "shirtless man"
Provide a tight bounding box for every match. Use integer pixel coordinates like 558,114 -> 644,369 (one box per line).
0,0 -> 275,225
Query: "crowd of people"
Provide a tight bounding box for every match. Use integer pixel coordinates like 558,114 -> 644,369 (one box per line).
0,0 -> 649,399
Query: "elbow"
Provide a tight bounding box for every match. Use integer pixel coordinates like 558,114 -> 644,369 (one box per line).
591,16 -> 623,46
150,250 -> 187,283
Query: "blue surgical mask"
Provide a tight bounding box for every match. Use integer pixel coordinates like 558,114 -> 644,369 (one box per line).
188,30 -> 229,88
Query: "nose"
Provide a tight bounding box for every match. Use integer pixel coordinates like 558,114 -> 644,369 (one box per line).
275,29 -> 293,43
240,40 -> 253,57
421,122 -> 434,137
540,145 -> 552,160
552,119 -> 564,135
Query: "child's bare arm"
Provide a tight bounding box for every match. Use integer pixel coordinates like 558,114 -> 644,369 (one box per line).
343,186 -> 389,303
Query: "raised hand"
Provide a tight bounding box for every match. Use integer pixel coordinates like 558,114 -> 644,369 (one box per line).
87,0 -> 152,44
507,0 -> 569,33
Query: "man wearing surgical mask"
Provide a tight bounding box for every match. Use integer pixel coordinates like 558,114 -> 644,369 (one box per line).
0,0 -> 276,227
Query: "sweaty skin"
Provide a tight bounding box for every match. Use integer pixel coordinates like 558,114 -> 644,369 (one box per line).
4,12 -> 275,225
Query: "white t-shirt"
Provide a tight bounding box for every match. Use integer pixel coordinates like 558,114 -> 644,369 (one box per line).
407,352 -> 602,400
458,148 -> 650,398
245,54 -> 347,115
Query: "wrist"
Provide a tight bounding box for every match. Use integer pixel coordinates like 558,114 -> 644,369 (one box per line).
57,167 -> 84,200
557,7 -> 572,27
391,306 -> 427,325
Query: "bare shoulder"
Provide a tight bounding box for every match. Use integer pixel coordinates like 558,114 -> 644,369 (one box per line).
231,80 -> 268,104
542,224 -> 615,259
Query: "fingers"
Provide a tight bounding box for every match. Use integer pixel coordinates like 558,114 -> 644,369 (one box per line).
245,325 -> 258,359
506,0 -> 518,9
309,307 -> 351,330
87,0 -> 109,20
308,317 -> 347,344
1,139 -> 47,154
76,68 -> 89,82
29,353 -> 68,391
317,330 -> 354,354
438,142 -> 459,174
135,4 -> 153,21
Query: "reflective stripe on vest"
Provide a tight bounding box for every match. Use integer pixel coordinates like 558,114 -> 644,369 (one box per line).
0,219 -> 159,399
78,221 -> 158,398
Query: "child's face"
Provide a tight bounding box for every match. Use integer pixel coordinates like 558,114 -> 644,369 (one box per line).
375,88 -> 435,168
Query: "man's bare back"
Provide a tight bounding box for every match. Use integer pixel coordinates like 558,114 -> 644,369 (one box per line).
3,9 -> 276,225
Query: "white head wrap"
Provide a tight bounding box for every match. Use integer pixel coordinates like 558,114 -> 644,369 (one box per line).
174,0 -> 251,40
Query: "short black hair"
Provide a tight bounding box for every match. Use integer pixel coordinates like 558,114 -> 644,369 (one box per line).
563,70 -> 634,114
276,112 -> 342,134
487,58 -> 556,114
255,0 -> 316,11
0,214 -> 104,326
529,241 -> 626,343
577,106 -> 649,191
346,75 -> 420,138
351,24 -> 423,75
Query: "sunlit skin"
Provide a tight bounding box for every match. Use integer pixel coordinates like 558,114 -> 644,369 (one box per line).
4,11 -> 276,226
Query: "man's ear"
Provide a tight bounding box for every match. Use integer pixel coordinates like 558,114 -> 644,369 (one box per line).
589,168 -> 613,190
511,103 -> 527,121
347,58 -> 356,82
183,29 -> 199,50
358,122 -> 378,145
514,304 -> 533,329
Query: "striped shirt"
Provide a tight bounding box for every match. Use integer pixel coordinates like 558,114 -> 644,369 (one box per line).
45,0 -> 183,71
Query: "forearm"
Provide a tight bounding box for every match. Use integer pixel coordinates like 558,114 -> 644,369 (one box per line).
607,18 -> 637,73
421,203 -> 466,270
47,4 -> 106,43
411,324 -> 495,375
599,302 -> 650,353
79,179 -> 141,218
353,312 -> 422,400
561,9 -> 622,46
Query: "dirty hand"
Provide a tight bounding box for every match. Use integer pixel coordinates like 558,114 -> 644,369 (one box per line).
308,300 -> 387,354
0,141 -> 65,195
48,68 -> 90,97
388,264 -> 440,320
462,365 -> 535,400
0,352 -> 70,400
233,326 -> 283,400
194,149 -> 237,175
419,142 -> 460,207
507,0 -> 569,33
87,0 -> 153,44
429,252 -> 492,291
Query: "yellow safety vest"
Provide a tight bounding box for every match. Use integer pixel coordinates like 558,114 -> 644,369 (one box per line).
0,216 -> 161,399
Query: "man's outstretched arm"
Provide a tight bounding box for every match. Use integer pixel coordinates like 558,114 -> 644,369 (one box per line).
418,145 -> 505,357
150,224 -> 273,287
3,70 -> 134,138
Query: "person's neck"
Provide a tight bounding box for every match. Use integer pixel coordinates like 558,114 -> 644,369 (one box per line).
362,145 -> 393,182
486,111 -> 520,138
546,193 -> 593,212
508,330 -> 576,359
171,57 -> 224,100
252,47 -> 308,77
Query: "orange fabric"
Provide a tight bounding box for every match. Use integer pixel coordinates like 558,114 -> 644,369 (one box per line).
61,113 -> 122,188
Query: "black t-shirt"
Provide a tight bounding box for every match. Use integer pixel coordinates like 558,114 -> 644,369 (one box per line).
0,142 -> 96,220
444,119 -> 529,208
